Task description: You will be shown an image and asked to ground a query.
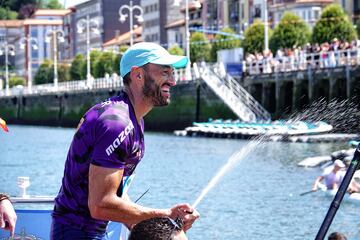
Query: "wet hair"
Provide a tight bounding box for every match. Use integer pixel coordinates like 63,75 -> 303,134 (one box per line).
128,217 -> 182,240
328,232 -> 347,240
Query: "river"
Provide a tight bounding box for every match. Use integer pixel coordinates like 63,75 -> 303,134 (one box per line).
0,125 -> 357,240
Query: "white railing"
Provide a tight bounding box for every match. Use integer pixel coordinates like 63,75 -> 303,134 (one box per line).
245,48 -> 360,75
0,69 -> 189,97
199,62 -> 271,122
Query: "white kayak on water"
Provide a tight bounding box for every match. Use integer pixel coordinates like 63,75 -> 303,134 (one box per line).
317,183 -> 360,203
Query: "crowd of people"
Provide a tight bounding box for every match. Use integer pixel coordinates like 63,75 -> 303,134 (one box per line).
245,39 -> 360,75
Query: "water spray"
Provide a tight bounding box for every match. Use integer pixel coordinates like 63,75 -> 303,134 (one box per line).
191,139 -> 263,209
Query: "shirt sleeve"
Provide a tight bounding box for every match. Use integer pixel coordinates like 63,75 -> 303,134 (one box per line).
91,117 -> 133,169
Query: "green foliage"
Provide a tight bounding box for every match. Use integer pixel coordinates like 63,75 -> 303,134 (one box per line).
242,20 -> 266,54
168,44 -> 184,56
9,76 -> 25,87
270,12 -> 310,53
45,0 -> 63,9
356,20 -> 360,39
70,54 -> 85,80
94,51 -> 116,78
190,32 -> 211,63
34,59 -> 53,85
210,27 -> 241,61
119,45 -> 129,54
0,7 -> 18,19
58,64 -> 70,82
312,4 -> 356,44
81,50 -> 102,79
113,53 -> 121,75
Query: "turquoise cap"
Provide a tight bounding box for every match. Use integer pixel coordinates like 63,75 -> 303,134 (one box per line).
120,42 -> 188,77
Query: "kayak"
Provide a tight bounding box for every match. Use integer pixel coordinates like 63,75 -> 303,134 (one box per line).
317,183 -> 360,203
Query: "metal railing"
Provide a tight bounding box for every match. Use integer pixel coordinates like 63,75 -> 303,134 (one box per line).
0,68 -> 189,97
245,48 -> 360,75
199,62 -> 271,122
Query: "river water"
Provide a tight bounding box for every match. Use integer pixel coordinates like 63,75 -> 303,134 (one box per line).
0,125 -> 358,240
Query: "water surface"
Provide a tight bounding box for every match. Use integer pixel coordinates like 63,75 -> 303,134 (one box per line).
0,125 -> 356,239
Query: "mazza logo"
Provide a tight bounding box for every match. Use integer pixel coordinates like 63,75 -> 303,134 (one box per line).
106,122 -> 134,156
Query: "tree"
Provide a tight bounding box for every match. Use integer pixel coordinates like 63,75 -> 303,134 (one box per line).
168,44 -> 184,56
242,20 -> 267,54
9,76 -> 25,87
81,50 -> 102,79
34,59 -> 53,85
210,27 -> 241,61
58,63 -> 70,82
190,32 -> 211,63
113,53 -> 121,75
356,19 -> 360,39
46,0 -> 63,9
270,12 -> 310,53
18,3 -> 37,19
312,4 -> 357,44
70,54 -> 85,80
94,51 -> 116,78
0,7 -> 17,19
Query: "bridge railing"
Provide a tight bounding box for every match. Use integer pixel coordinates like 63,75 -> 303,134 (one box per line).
0,68 -> 189,97
245,48 -> 360,75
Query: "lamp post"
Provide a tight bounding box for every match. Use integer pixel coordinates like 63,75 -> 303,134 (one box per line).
77,15 -> 99,87
0,42 -> 15,95
118,0 -> 144,46
174,0 -> 201,80
45,29 -> 65,89
263,0 -> 269,51
20,34 -> 38,93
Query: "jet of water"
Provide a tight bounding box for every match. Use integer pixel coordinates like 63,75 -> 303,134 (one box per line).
192,138 -> 264,209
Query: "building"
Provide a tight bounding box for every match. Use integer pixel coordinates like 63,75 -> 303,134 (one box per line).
165,0 -> 202,50
73,0 -> 141,55
0,9 -> 73,87
141,0 -> 167,45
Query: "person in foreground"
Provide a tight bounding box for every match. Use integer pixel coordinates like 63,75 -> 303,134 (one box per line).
128,217 -> 188,240
328,231 -> 347,240
0,193 -> 17,237
312,160 -> 360,193
50,42 -> 199,239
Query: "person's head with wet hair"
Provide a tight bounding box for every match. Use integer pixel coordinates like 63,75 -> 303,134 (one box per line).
128,217 -> 188,240
328,232 -> 347,240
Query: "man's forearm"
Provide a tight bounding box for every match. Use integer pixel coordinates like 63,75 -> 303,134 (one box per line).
89,195 -> 170,225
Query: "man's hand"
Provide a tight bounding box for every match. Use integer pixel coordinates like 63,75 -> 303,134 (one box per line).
169,203 -> 200,232
0,199 -> 17,237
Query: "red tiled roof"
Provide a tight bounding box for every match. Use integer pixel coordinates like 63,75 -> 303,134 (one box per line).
103,26 -> 143,47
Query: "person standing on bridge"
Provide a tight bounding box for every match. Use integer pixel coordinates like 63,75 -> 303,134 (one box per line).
50,42 -> 199,239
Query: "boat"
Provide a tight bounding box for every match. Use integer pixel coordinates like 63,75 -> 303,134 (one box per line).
349,140 -> 360,147
298,148 -> 356,168
0,176 -> 134,240
175,119 -> 333,140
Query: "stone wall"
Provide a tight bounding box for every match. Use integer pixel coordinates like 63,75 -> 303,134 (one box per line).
0,81 -> 236,131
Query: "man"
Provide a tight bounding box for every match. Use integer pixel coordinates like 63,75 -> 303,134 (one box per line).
0,193 -> 17,237
128,217 -> 187,240
312,160 -> 346,191
51,42 -> 199,239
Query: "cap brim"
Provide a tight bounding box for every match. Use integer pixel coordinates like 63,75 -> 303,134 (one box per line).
150,55 -> 188,69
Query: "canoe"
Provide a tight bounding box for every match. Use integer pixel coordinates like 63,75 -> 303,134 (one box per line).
318,183 -> 360,204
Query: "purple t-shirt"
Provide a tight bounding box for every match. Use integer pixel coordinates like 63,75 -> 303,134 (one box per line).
52,91 -> 145,233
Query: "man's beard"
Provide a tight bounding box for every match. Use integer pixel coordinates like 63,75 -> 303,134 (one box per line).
142,73 -> 170,106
